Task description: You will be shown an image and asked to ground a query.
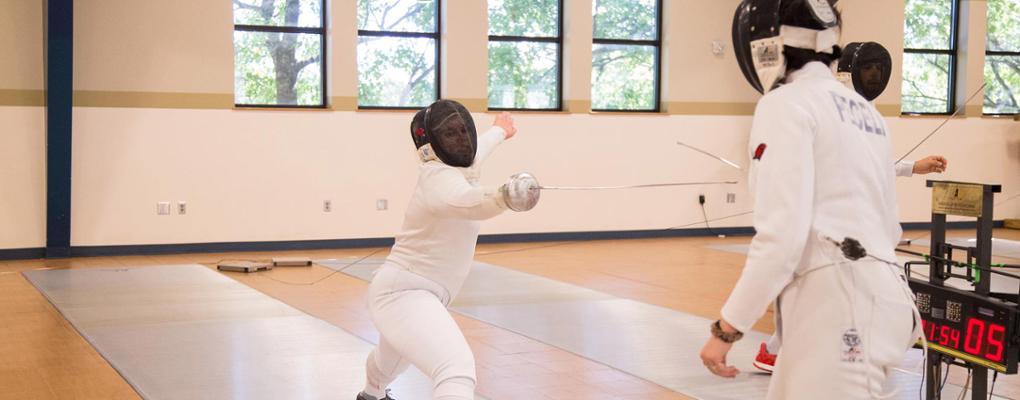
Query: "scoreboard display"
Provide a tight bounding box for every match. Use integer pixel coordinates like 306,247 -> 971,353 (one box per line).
909,278 -> 1019,373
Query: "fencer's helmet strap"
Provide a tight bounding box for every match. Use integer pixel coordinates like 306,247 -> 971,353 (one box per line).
423,103 -> 434,138
733,0 -> 840,94
416,103 -> 440,163
416,143 -> 439,163
780,25 -> 840,53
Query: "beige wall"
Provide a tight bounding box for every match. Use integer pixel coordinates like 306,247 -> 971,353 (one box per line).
0,0 -> 45,250
0,107 -> 46,250
73,0 -> 234,95
0,0 -> 44,92
7,0 -> 1020,248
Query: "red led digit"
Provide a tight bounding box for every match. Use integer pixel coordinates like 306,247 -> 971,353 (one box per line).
987,324 -> 1005,362
950,329 -> 960,348
928,322 -> 937,341
964,319 -> 985,355
939,326 -> 950,346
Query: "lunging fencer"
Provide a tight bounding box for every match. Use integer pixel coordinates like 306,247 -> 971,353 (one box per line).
357,100 -> 539,400
700,1 -> 921,399
753,40 -> 946,373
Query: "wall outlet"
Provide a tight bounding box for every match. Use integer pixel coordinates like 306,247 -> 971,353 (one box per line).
178,201 -> 186,214
698,194 -> 706,205
324,200 -> 332,212
377,199 -> 388,211
157,202 -> 171,215
712,40 -> 726,57
727,193 -> 736,203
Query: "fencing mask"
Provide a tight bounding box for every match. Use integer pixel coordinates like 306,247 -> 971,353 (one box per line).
837,42 -> 892,101
733,0 -> 841,94
411,100 -> 478,168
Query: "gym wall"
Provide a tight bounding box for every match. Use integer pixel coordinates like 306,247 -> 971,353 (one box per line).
2,0 -> 1017,250
1,0 -> 46,250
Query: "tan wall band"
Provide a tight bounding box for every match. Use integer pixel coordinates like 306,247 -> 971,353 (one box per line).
0,89 -> 45,107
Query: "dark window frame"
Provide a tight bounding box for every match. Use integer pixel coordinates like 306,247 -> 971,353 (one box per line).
487,0 -> 565,112
591,0 -> 664,113
984,51 -> 1020,116
902,0 -> 960,116
984,36 -> 1020,115
356,1 -> 442,111
233,1 -> 329,109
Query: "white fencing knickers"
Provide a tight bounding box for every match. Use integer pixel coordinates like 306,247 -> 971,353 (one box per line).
767,261 -> 916,400
364,264 -> 476,400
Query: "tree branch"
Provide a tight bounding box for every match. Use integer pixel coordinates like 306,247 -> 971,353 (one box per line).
994,58 -> 1020,108
384,3 -> 426,32
297,54 -> 321,71
922,56 -> 949,75
233,0 -> 262,13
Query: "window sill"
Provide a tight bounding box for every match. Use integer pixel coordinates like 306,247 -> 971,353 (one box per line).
898,114 -> 967,119
590,110 -> 667,116
981,114 -> 1020,120
486,110 -> 570,115
233,106 -> 333,112
356,108 -> 419,113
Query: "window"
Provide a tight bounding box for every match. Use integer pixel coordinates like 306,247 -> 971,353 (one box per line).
591,0 -> 662,112
233,0 -> 327,108
901,0 -> 960,115
984,0 -> 1020,115
488,0 -> 563,111
357,0 -> 440,109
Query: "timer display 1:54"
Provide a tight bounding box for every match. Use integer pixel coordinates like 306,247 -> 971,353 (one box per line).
921,318 -> 1006,362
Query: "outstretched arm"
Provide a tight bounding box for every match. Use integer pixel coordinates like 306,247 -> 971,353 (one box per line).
474,112 -> 517,165
423,168 -> 509,221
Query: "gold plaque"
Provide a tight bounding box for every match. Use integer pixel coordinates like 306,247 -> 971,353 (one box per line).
931,183 -> 984,217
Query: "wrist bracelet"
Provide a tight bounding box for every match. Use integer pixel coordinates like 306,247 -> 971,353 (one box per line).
711,320 -> 744,343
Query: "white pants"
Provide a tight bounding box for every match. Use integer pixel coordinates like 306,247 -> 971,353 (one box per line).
365,265 -> 476,400
768,262 -> 916,400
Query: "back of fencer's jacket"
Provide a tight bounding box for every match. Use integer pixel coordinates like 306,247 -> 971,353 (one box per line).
721,61 -> 902,334
384,127 -> 509,301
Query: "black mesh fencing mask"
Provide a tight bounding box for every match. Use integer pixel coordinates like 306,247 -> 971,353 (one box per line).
410,100 -> 478,168
837,42 -> 892,101
732,0 -> 840,94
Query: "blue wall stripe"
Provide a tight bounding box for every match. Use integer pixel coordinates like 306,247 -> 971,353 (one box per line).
0,220 -> 1004,261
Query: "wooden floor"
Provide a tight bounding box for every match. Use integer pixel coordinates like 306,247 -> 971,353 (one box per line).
2,229 -> 1020,400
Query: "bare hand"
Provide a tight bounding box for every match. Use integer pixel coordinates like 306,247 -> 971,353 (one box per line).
913,155 -> 948,175
700,336 -> 740,378
493,112 -> 517,139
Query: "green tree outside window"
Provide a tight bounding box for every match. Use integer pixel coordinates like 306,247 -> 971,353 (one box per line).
234,0 -> 325,107
984,0 -> 1020,115
488,0 -> 561,110
357,0 -> 439,109
591,0 -> 660,111
901,0 -> 958,114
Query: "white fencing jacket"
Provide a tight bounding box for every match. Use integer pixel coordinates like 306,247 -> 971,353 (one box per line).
721,62 -> 903,334
384,126 -> 509,300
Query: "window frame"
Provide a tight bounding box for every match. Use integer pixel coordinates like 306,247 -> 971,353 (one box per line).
487,0 -> 565,112
901,0 -> 961,116
984,0 -> 1020,117
233,0 -> 329,109
590,0 -> 664,113
356,0 -> 442,111
984,50 -> 1020,116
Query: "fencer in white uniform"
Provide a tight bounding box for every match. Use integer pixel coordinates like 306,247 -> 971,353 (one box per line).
357,100 -> 539,400
702,1 -> 920,398
753,40 -> 946,373
835,41 -> 947,181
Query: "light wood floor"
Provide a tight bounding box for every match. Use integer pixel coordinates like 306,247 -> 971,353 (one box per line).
3,229 -> 1019,400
